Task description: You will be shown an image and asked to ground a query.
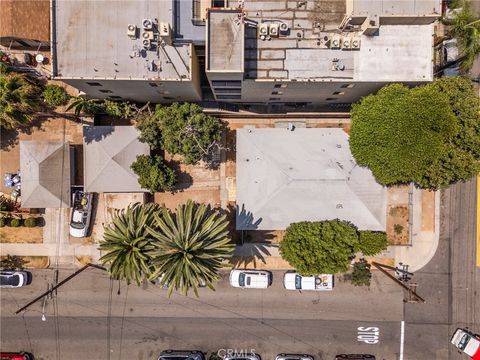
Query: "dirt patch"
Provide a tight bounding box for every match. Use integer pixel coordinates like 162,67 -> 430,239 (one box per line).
386,205 -> 409,245
0,226 -> 43,243
23,256 -> 49,269
75,256 -> 93,267
155,189 -> 221,210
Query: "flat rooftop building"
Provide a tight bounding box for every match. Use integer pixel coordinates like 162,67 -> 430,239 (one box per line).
206,0 -> 441,106
53,0 -> 201,103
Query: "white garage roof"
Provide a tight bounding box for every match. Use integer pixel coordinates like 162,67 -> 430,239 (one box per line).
83,126 -> 149,192
236,128 -> 387,231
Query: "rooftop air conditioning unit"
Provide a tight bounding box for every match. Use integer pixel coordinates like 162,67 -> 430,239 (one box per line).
341,36 -> 351,49
142,31 -> 154,40
159,22 -> 172,45
269,23 -> 279,37
258,23 -> 269,37
142,39 -> 152,49
127,24 -> 137,39
142,19 -> 153,30
279,22 -> 289,32
330,35 -> 341,49
351,36 -> 361,49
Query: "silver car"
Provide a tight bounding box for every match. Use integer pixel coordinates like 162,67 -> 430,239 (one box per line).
0,270 -> 32,288
158,350 -> 205,360
275,354 -> 314,360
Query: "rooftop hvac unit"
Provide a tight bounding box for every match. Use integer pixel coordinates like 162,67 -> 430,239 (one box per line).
330,35 -> 341,49
142,39 -> 152,49
127,24 -> 137,39
142,18 -> 153,30
351,36 -> 361,49
341,36 -> 351,49
142,31 -> 154,40
258,23 -> 269,37
279,22 -> 289,32
159,22 -> 172,45
269,23 -> 279,37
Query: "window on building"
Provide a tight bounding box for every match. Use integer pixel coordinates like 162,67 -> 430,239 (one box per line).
216,95 -> 242,100
271,91 -> 283,95
163,96 -> 174,100
326,98 -> 338,101
108,96 -> 122,100
211,80 -> 241,87
214,88 -> 242,94
149,82 -> 158,87
333,91 -> 345,95
274,83 -> 288,88
341,84 -> 355,88
99,89 -> 113,93
269,97 -> 281,101
86,82 -> 102,87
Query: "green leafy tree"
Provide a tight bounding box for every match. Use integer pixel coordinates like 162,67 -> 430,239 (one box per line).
0,254 -> 27,270
351,259 -> 372,287
350,81 -> 479,189
130,155 -> 177,193
147,200 -> 234,296
0,72 -> 40,129
66,96 -> 104,116
98,203 -> 158,285
357,231 -> 389,256
279,220 -> 360,275
444,0 -> 480,72
137,103 -> 224,165
102,100 -> 135,119
42,84 -> 69,106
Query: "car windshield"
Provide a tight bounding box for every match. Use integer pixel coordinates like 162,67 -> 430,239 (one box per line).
295,275 -> 302,289
459,334 -> 470,350
161,357 -> 188,360
70,223 -> 85,230
0,274 -> 19,286
238,273 -> 245,287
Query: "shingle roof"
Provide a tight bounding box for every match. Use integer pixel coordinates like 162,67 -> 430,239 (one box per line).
83,126 -> 149,193
20,141 -> 71,208
236,128 -> 387,231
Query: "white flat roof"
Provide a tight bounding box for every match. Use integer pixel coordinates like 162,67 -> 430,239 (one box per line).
236,128 -> 387,231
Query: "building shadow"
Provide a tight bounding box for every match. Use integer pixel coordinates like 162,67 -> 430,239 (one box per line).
83,125 -> 115,144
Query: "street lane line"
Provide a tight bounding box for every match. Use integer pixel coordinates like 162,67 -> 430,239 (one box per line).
476,175 -> 480,268
399,321 -> 405,360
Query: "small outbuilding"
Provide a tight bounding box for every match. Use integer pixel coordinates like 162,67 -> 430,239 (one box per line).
20,140 -> 71,208
83,126 -> 149,193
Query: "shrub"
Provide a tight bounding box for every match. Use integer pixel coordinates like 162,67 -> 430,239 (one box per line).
130,155 -> 177,193
0,254 -> 26,270
9,218 -> 20,227
42,84 -> 69,106
394,224 -> 404,235
0,218 -> 6,227
356,230 -> 389,256
24,217 -> 37,227
351,259 -> 372,287
279,219 -> 360,275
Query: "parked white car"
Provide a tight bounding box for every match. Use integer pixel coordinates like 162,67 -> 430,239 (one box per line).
283,272 -> 333,291
0,270 -> 32,288
229,270 -> 272,289
69,191 -> 93,238
451,328 -> 480,360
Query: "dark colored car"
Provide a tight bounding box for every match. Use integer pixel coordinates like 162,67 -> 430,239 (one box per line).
0,352 -> 33,360
158,350 -> 205,360
335,355 -> 376,360
0,271 -> 32,288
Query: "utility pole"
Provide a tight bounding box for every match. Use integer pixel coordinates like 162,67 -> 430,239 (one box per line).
371,261 -> 425,303
16,263 -> 107,315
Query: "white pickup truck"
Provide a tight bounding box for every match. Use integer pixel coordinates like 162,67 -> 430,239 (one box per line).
283,272 -> 333,291
451,328 -> 480,360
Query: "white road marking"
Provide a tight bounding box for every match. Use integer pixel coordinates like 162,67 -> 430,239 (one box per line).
357,326 -> 380,344
399,321 -> 405,360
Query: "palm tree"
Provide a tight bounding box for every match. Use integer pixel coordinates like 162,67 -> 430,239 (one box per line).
445,0 -> 480,72
66,96 -> 104,116
147,200 -> 234,296
0,72 -> 40,129
98,203 -> 158,285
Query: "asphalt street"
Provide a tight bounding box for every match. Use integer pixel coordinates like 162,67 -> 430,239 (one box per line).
1,269 -> 406,360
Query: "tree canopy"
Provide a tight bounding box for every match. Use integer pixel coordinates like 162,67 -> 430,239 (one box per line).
136,103 -> 224,165
279,220 -> 360,275
130,155 -> 177,193
349,78 -> 480,189
357,231 -> 388,256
